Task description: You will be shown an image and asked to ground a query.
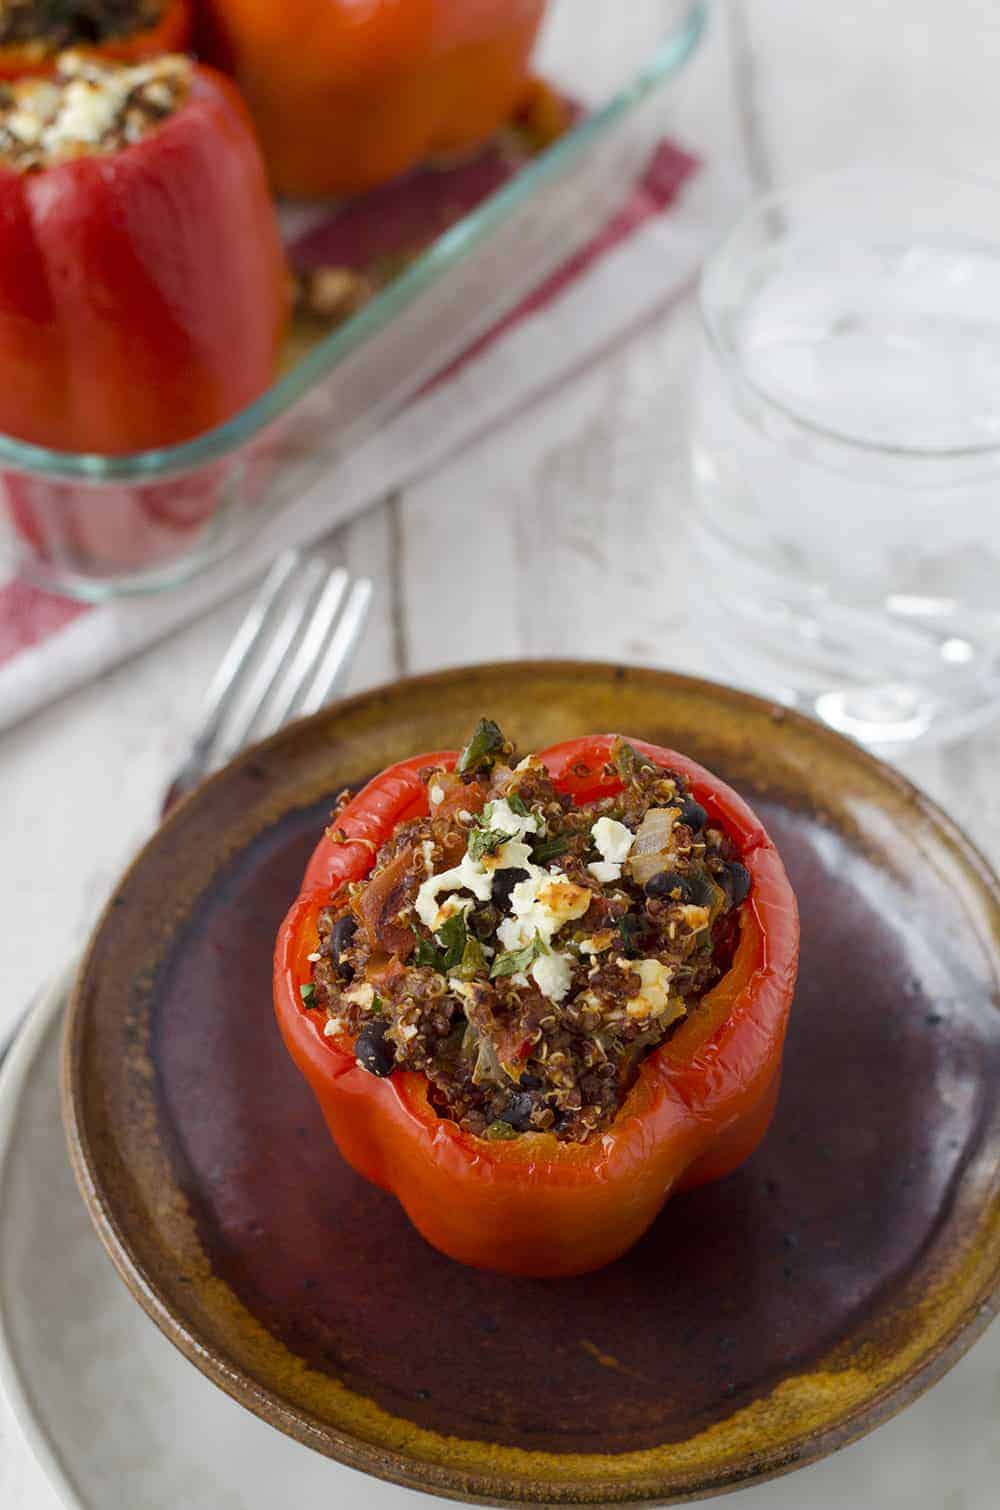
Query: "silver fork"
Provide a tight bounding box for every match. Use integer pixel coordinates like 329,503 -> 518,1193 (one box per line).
163,548 -> 373,811
0,548 -> 372,1068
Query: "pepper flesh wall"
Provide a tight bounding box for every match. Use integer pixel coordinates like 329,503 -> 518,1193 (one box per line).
274,728 -> 799,1277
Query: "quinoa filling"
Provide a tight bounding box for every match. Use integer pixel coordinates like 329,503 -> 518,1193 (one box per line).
307,722 -> 752,1144
0,0 -> 165,52
0,49 -> 189,169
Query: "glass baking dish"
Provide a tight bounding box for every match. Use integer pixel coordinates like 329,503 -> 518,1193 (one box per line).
0,0 -> 707,599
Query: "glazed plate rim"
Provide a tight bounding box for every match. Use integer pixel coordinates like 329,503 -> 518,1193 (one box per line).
59,660 -> 1000,1506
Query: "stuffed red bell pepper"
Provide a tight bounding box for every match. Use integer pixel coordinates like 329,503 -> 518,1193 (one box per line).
274,721 -> 799,1278
0,0 -> 191,79
0,50 -> 286,453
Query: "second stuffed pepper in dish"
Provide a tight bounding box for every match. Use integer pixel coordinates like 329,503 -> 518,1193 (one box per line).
0,49 -> 286,453
198,0 -> 549,196
275,722 -> 799,1277
0,0 -> 190,79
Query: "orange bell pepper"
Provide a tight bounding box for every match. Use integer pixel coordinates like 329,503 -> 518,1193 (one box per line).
197,0 -> 549,197
274,736 -> 800,1277
0,0 -> 191,79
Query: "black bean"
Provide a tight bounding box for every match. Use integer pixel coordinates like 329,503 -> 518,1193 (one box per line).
355,1021 -> 395,1077
491,867 -> 529,910
644,871 -> 695,902
500,1092 -> 536,1131
329,912 -> 357,956
328,913 -> 357,981
725,862 -> 752,906
519,1073 -> 543,1091
677,796 -> 707,831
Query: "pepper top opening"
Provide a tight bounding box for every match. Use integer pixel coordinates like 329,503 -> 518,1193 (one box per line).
306,722 -> 754,1144
0,49 -> 190,168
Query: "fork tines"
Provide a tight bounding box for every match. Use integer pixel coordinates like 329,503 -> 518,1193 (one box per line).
169,548 -> 372,806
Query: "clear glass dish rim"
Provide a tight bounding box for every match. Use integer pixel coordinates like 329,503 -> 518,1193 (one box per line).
1,0 -> 707,484
699,164 -> 1000,463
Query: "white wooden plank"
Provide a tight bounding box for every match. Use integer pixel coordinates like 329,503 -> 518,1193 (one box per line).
334,497 -> 399,694
738,0 -> 1000,183
400,295 -> 721,679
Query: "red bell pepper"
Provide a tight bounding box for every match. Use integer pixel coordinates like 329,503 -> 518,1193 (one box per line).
0,0 -> 191,79
274,736 -> 800,1278
0,59 -> 286,454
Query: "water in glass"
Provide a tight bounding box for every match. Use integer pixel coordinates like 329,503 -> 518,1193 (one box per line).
692,185 -> 1000,750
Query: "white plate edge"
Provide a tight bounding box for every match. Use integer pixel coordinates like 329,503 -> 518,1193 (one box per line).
0,965 -> 89,1510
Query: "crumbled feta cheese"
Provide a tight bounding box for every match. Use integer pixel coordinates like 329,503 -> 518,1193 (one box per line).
143,80 -> 174,111
578,934 -> 611,956
415,834 -> 537,931
457,809 -> 473,822
490,837 -> 534,872
1,54 -> 191,170
497,871 -> 591,951
429,894 -> 474,931
399,1023 -> 418,1042
530,949 -> 574,1002
306,951 -> 321,963
323,1016 -> 347,1037
6,108 -> 44,145
587,816 -> 634,883
429,782 -> 445,806
415,850 -> 494,927
342,981 -> 375,1009
624,959 -> 683,1022
484,797 -> 540,839
46,78 -> 115,151
592,816 -> 635,864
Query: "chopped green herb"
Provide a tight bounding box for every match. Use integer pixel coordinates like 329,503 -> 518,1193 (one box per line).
412,930 -> 445,971
531,833 -> 570,864
484,1119 -> 520,1140
452,936 -> 486,981
615,740 -> 659,783
437,912 -> 469,971
507,794 -> 529,816
456,718 -> 508,775
468,825 -> 508,861
491,934 -> 545,979
299,982 -> 316,1004
370,993 -> 384,1016
411,913 -> 468,974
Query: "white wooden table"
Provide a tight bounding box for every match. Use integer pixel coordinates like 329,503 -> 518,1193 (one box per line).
2,4 -> 999,1506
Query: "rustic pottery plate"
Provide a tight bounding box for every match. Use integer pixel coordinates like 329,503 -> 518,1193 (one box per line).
62,662 -> 1000,1506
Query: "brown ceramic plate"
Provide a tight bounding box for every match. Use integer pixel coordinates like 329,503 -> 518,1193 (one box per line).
63,662 -> 1000,1506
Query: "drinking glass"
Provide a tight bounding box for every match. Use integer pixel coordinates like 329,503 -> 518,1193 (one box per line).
691,171 -> 1000,749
